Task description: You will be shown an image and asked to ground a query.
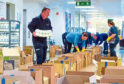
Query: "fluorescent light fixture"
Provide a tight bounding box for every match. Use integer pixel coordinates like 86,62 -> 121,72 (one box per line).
67,1 -> 76,4
81,10 -> 99,12
86,13 -> 103,14
75,6 -> 95,9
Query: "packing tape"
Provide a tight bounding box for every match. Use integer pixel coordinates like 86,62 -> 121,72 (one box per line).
1,78 -> 5,84
60,60 -> 64,64
105,62 -> 108,68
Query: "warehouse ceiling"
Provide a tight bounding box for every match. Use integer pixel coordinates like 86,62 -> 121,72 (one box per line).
92,0 -> 122,17
28,0 -> 122,18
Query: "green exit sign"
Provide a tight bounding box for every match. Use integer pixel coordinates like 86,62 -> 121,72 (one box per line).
76,2 -> 91,6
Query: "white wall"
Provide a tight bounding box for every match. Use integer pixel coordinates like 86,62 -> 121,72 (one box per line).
23,0 -> 43,46
0,0 -> 23,50
49,5 -> 65,46
0,1 -> 6,19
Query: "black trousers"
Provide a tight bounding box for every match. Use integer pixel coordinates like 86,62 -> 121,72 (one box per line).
33,40 -> 47,64
62,32 -> 69,53
109,42 -> 118,57
64,40 -> 72,53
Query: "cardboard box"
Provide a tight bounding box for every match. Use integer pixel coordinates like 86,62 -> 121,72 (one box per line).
100,75 -> 124,83
19,63 -> 33,70
2,48 -> 20,70
43,77 -> 49,84
1,76 -> 26,84
2,48 -> 20,57
63,53 -> 84,71
84,51 -> 93,67
57,71 -> 94,84
28,65 -> 55,84
3,61 -> 13,70
98,57 -> 118,62
97,61 -> 117,76
0,54 -> 3,74
66,71 -> 94,76
18,68 -> 42,84
2,70 -> 37,84
24,46 -> 33,55
50,45 -> 61,57
97,57 -> 121,76
56,75 -> 90,84
105,66 -> 124,76
3,59 -> 20,70
25,55 -> 33,64
20,50 -> 33,65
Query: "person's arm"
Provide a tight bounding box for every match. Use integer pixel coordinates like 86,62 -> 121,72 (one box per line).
74,35 -> 80,52
95,39 -> 98,46
28,18 -> 37,33
110,34 -> 116,38
82,40 -> 86,52
98,35 -> 103,45
28,18 -> 38,37
107,28 -> 116,43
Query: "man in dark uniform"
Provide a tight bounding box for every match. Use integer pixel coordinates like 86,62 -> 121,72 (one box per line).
62,32 -> 69,53
28,7 -> 52,64
93,33 -> 108,55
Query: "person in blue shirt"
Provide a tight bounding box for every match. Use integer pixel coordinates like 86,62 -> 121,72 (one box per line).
62,32 -> 69,53
93,33 -> 108,55
107,21 -> 119,57
86,32 -> 94,48
65,32 -> 88,53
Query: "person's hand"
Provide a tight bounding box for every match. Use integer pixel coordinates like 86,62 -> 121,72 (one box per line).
33,32 -> 38,37
76,48 -> 80,52
82,48 -> 85,52
96,45 -> 99,47
107,37 -> 111,43
88,44 -> 91,47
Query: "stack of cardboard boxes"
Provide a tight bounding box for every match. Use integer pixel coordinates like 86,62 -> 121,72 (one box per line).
97,57 -> 122,76
0,48 -> 3,74
20,46 -> 33,69
48,47 -> 102,76
2,47 -> 20,70
100,66 -> 124,83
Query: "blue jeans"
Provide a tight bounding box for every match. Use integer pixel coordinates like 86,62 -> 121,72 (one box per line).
33,40 -> 47,64
109,42 -> 118,57
103,41 -> 108,55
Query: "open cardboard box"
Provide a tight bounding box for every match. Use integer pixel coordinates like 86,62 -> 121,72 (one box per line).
97,57 -> 122,76
100,66 -> 124,83
3,68 -> 43,84
56,71 -> 95,84
100,75 -> 124,83
28,65 -> 55,84
105,66 -> 124,76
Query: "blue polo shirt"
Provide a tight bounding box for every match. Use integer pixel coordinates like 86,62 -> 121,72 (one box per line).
95,33 -> 108,45
108,26 -> 119,43
66,33 -> 86,48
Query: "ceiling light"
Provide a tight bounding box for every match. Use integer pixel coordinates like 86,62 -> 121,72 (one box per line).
81,10 -> 99,12
86,13 -> 103,14
75,6 -> 95,9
